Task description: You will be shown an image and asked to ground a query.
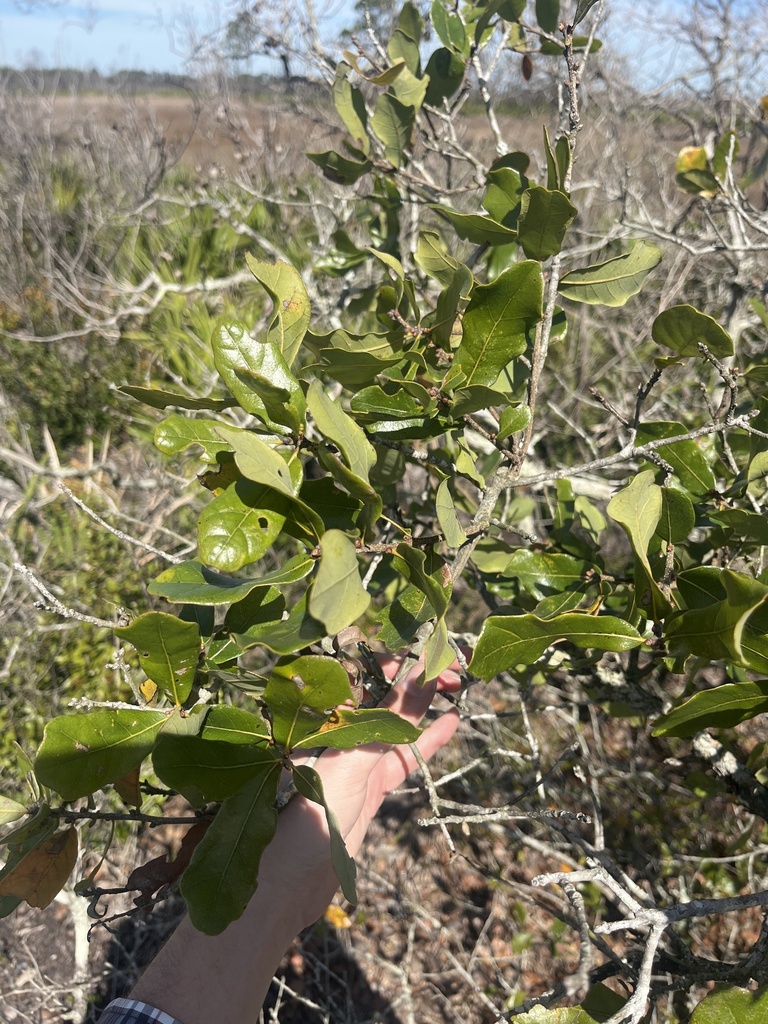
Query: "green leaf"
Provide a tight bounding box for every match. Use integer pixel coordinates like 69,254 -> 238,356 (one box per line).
431,1 -> 468,52
307,150 -> 373,184
471,613 -> 644,679
515,1005 -> 600,1023
436,479 -> 468,548
652,304 -> 734,359
212,321 -> 306,430
710,508 -> 768,545
423,47 -> 466,104
264,655 -> 352,750
376,584 -> 435,650
154,415 -> 237,462
542,126 -> 558,190
244,257 -> 310,367
572,0 -> 600,28
540,35 -> 601,54
181,764 -> 281,934
656,487 -> 695,543
689,985 -> 768,1024
35,710 -> 167,801
294,707 -> 421,751
653,680 -> 768,738
198,480 -> 291,572
213,427 -> 295,497
0,797 -> 27,826
636,422 -> 716,496
558,241 -> 662,307
676,168 -> 721,195
503,550 -> 591,600
414,230 -> 461,286
497,403 -> 531,440
388,0 -> 423,73
309,529 -> 371,635
149,554 -> 314,605
333,62 -> 369,154
536,0 -> 560,33
232,593 -> 326,656
371,93 -> 415,168
483,167 -> 526,228
201,705 -> 270,743
114,612 -> 200,706
119,386 -> 231,412
307,380 -> 377,484
455,261 -> 543,386
392,544 -> 451,617
207,587 -> 285,663
153,733 -> 280,804
666,570 -> 768,670
429,206 -> 518,245
517,186 -> 577,260
607,470 -> 670,621
293,764 -> 357,904
391,64 -> 429,113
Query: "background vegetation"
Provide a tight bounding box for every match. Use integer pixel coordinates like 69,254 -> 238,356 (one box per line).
1,0 -> 768,1021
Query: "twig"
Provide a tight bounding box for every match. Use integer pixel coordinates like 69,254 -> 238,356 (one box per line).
58,483 -> 183,564
13,562 -> 116,629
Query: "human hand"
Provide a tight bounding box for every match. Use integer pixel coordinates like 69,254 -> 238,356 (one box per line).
262,657 -> 462,928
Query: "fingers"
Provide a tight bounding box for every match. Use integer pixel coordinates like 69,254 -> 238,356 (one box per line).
374,710 -> 460,796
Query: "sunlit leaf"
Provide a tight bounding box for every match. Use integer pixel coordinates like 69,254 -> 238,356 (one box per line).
198,480 -> 291,572
264,655 -> 352,750
471,612 -> 644,679
149,554 -> 314,605
653,680 -> 768,738
244,257 -> 310,367
309,530 -> 371,635
652,304 -> 733,359
114,612 -> 200,706
558,241 -> 662,307
689,985 -> 768,1024
35,710 -> 167,800
455,261 -> 543,386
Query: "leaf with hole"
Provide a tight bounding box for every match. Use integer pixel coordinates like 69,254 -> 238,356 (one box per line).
198,480 -> 291,572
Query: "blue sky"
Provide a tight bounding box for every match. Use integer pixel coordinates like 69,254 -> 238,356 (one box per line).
0,1 -> 347,73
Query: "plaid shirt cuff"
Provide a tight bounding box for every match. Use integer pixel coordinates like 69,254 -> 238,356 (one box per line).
98,997 -> 184,1024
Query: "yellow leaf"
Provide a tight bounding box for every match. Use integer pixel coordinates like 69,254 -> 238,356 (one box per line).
675,146 -> 709,173
324,903 -> 352,929
0,827 -> 78,909
140,679 -> 158,703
